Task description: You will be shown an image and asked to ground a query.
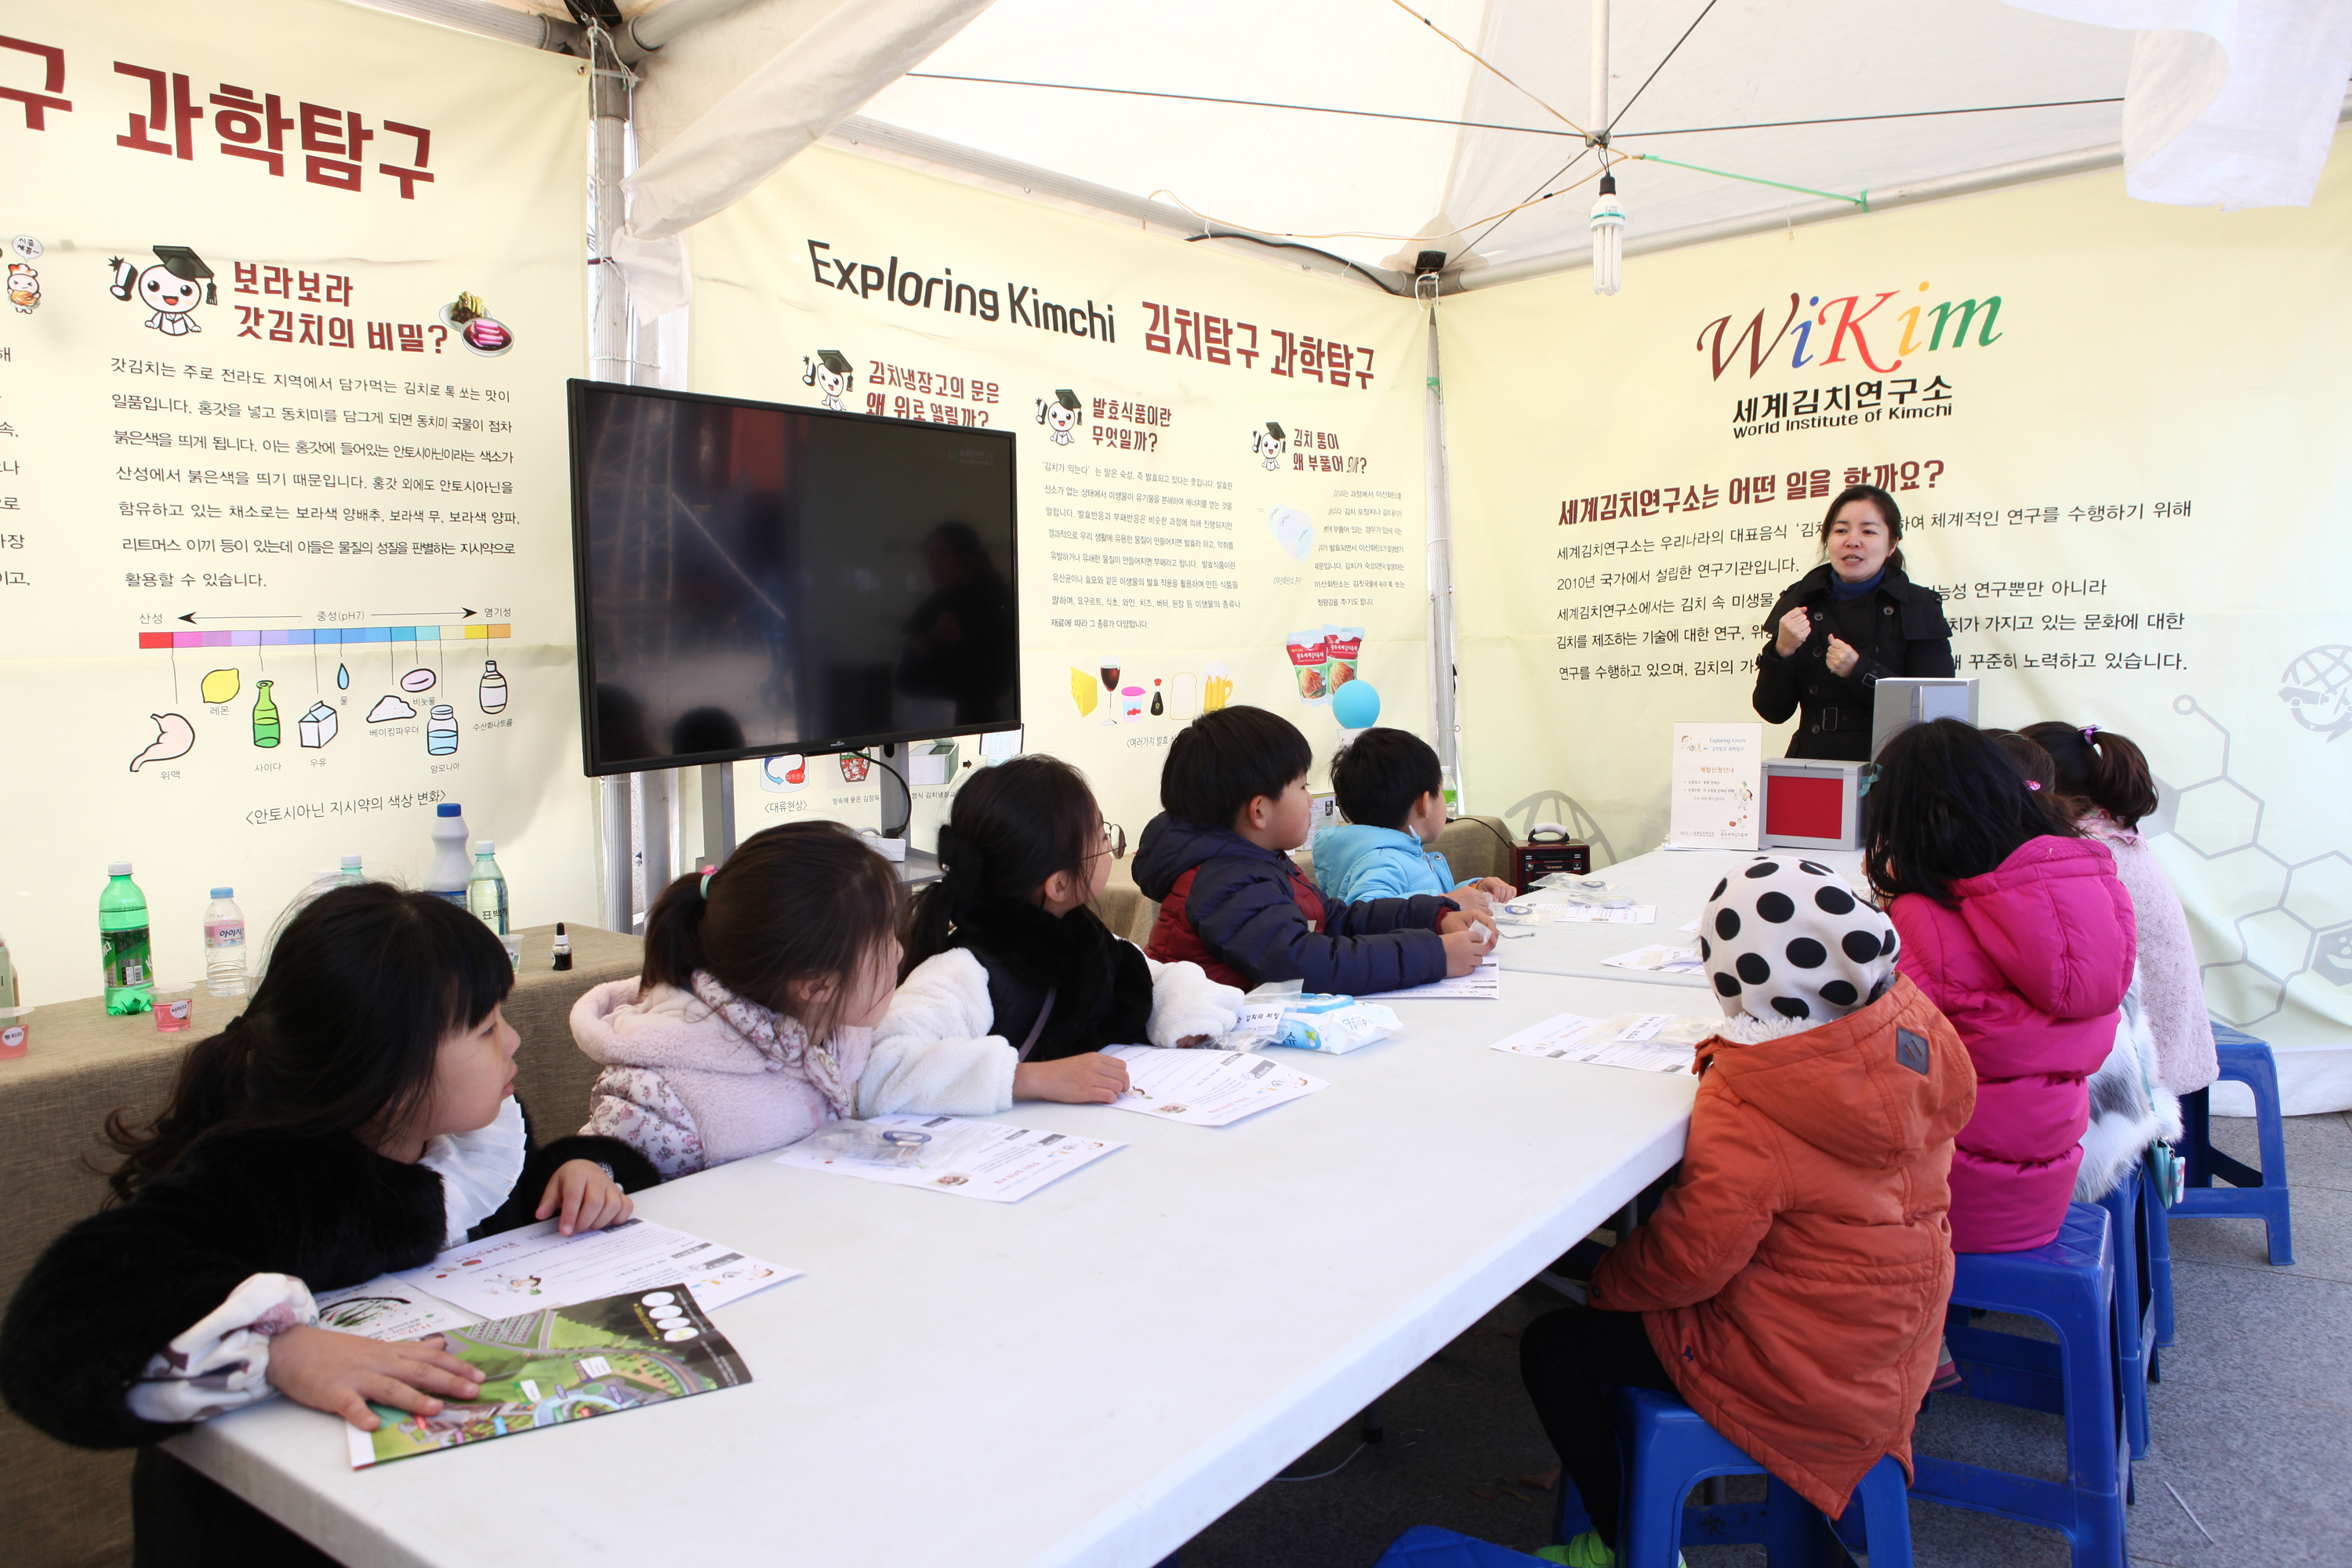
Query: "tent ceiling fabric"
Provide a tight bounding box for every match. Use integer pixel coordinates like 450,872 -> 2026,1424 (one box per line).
851,0 -> 2136,278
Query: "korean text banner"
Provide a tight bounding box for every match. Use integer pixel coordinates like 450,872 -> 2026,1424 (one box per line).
1441,162 -> 2352,1110
686,145 -> 1428,838
0,0 -> 590,1003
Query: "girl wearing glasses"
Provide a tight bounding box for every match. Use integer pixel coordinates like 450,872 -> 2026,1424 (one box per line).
884,755 -> 1247,1104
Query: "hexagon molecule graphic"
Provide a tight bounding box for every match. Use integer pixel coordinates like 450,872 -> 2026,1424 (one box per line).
2163,693 -> 2352,1030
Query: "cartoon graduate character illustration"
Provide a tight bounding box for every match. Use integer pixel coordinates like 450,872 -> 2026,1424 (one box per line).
109,245 -> 215,336
1252,421 -> 1287,470
801,350 -> 854,410
1037,388 -> 1082,445
5,262 -> 35,314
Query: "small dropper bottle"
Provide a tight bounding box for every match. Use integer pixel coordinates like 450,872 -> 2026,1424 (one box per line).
552,922 -> 572,972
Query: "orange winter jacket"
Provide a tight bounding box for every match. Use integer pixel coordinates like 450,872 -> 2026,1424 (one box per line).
1590,972 -> 1977,1515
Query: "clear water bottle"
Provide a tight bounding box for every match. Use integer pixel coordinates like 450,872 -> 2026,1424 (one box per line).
203,888 -> 248,997
426,804 -> 470,906
100,862 -> 154,1015
337,853 -> 365,887
466,840 -> 510,935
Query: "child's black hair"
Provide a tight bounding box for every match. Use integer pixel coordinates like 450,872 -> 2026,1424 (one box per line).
1160,706 -> 1313,829
2019,720 -> 2160,829
902,754 -> 1101,978
103,883 -> 514,1203
1864,718 -> 2078,908
1329,727 -> 1443,832
641,820 -> 901,1044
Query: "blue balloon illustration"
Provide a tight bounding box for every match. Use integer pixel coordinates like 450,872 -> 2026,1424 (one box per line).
1332,680 -> 1381,729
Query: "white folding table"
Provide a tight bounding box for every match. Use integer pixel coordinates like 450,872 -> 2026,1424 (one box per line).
1496,846 -> 1867,987
172,970 -> 1717,1568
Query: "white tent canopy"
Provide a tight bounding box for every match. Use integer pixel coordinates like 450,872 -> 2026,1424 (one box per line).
403,0 -> 2348,299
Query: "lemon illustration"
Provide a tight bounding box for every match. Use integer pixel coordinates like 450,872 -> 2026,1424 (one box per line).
200,668 -> 240,704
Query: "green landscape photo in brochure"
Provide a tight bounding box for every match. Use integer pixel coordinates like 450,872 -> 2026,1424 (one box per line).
348,1285 -> 751,1468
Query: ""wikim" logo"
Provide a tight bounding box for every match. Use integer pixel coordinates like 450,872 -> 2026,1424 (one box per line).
1697,283 -> 2002,380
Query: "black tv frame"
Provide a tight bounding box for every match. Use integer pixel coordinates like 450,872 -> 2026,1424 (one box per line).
565,378 -> 1021,779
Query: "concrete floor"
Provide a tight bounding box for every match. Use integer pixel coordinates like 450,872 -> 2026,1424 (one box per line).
1180,1112 -> 2351,1568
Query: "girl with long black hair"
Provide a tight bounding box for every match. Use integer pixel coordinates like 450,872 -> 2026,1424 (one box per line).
0,884 -> 658,1565
880,754 -> 1244,1100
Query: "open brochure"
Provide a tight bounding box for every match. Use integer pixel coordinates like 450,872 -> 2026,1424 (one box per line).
1381,953 -> 1501,1000
394,1217 -> 797,1319
1102,1045 -> 1327,1127
314,1280 -> 467,1343
1490,1011 -> 1717,1073
775,1112 -> 1124,1202
346,1285 -> 750,1468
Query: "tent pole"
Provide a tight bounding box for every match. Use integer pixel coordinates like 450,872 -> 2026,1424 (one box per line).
1423,311 -> 1463,808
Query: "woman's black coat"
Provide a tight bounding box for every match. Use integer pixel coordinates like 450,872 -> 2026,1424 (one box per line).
1751,562 -> 1955,760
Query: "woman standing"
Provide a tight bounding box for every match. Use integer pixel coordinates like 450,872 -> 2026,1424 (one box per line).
1752,485 -> 1954,759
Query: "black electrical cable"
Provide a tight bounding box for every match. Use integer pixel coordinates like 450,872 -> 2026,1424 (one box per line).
1181,231 -> 1407,296
1617,98 -> 2125,138
850,748 -> 915,838
1603,0 -> 1721,140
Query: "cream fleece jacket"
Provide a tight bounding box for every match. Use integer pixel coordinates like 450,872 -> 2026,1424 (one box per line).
572,979 -> 1012,1178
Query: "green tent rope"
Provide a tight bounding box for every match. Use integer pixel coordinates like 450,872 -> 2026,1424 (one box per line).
1628,152 -> 1867,209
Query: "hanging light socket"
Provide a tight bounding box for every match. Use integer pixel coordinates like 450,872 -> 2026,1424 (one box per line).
1589,172 -> 1624,296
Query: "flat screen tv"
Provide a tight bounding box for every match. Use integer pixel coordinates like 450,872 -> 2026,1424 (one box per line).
567,380 -> 1019,777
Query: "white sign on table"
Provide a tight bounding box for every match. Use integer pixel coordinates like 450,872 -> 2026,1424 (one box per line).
775,1113 -> 1125,1202
1381,953 -> 1502,1000
1103,1046 -> 1327,1126
1668,722 -> 1763,850
394,1218 -> 798,1317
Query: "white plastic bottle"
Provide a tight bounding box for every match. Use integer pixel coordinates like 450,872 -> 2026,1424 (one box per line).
203,888 -> 248,997
426,802 -> 472,906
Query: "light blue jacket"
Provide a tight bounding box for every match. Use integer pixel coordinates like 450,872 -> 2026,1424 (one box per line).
1311,822 -> 1457,903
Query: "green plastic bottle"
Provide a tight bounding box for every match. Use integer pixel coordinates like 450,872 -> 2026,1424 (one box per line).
100,862 -> 154,1015
466,840 -> 509,936
252,679 -> 280,748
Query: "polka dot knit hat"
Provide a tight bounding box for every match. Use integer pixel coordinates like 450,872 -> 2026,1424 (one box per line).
1701,855 -> 1900,1025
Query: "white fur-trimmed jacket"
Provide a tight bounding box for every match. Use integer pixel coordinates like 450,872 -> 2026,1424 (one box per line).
877,946 -> 1244,1080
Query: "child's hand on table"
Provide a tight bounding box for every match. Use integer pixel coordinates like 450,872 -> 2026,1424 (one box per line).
267,1324 -> 481,1430
1439,906 -> 1497,942
1014,1051 -> 1131,1104
535,1158 -> 633,1236
1451,878 -> 1518,909
1439,924 -> 1493,976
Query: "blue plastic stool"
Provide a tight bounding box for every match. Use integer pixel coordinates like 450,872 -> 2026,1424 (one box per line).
2175,1026 -> 2294,1266
2092,1163 -> 2161,1459
1914,1203 -> 2127,1568
1611,1387 -> 1915,1568
1370,1526 -> 1554,1567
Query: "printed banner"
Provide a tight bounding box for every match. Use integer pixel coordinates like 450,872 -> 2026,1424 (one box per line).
687,145 -> 1428,840
1442,162 -> 2352,1108
0,0 -> 590,1001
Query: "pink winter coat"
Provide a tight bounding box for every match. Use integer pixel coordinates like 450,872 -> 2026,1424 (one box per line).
1891,837 -> 2136,1253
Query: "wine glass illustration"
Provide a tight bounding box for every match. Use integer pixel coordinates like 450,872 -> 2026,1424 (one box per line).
1098,655 -> 1121,727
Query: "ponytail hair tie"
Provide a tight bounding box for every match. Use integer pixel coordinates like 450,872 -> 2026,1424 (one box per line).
2026,779 -> 2042,791
934,830 -> 985,906
699,865 -> 717,900
2081,724 -> 2100,742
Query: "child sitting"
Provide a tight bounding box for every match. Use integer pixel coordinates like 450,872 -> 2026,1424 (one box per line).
880,754 -> 1245,1084
577,821 -> 1017,1176
1865,718 -> 2136,1253
1520,858 -> 1976,1566
1135,706 -> 1493,993
1,884 -> 655,1564
1311,726 -> 1516,908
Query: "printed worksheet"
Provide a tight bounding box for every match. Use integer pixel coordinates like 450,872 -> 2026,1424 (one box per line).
775,1113 -> 1125,1202
1544,904 -> 1657,925
1381,953 -> 1502,1000
1102,1046 -> 1327,1127
1602,944 -> 1705,975
394,1218 -> 797,1318
1490,1012 -> 1704,1073
314,1279 -> 467,1342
